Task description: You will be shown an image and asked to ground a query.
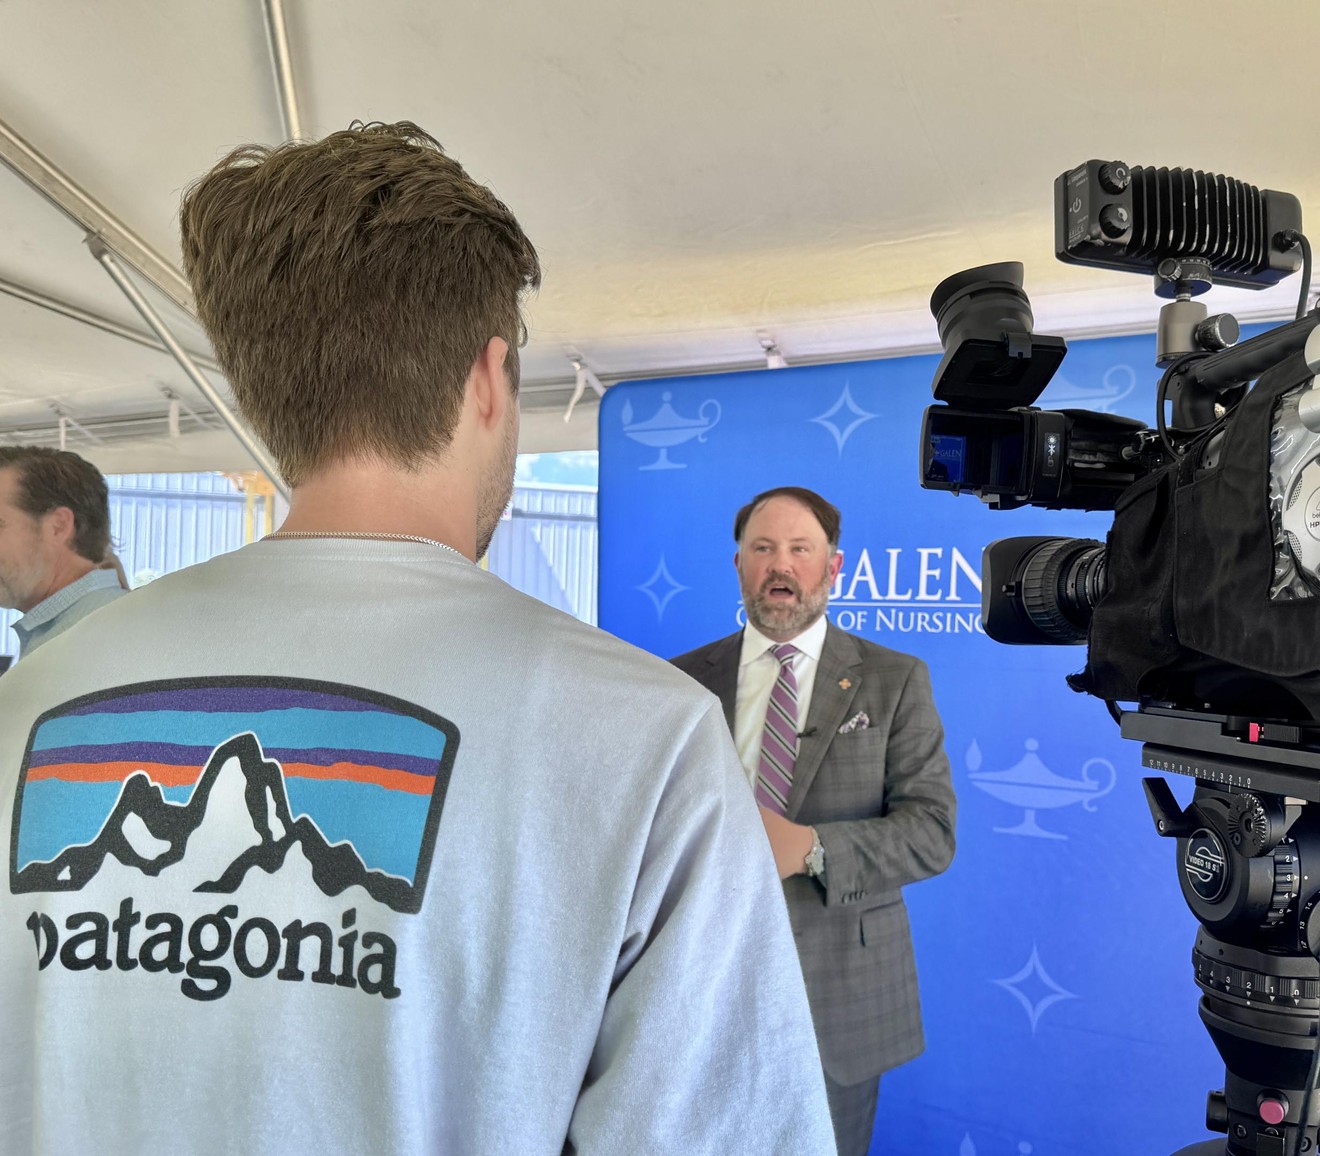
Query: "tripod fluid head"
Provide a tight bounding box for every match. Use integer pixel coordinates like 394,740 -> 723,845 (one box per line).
1132,707 -> 1320,1155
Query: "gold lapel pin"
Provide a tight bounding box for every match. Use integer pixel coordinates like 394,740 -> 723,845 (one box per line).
839,678 -> 852,690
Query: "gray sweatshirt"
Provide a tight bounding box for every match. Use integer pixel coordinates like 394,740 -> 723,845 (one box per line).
0,538 -> 835,1155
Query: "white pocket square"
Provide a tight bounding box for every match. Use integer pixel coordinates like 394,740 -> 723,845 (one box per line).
838,711 -> 870,734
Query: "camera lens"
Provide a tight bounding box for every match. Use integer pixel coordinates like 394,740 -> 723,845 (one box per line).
982,536 -> 1108,645
1018,538 -> 1107,644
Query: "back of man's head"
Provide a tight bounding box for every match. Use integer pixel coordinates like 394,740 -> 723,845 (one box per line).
0,447 -> 111,564
180,121 -> 541,487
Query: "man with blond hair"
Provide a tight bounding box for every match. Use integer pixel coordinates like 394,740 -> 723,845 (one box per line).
0,124 -> 834,1156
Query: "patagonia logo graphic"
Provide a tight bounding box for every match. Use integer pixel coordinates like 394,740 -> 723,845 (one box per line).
10,678 -> 458,1002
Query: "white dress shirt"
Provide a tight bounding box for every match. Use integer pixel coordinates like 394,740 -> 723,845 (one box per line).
732,614 -> 829,790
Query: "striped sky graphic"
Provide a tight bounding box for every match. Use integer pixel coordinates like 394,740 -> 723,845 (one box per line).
14,680 -> 456,891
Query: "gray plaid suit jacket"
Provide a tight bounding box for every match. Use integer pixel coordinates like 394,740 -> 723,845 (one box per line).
672,623 -> 956,1086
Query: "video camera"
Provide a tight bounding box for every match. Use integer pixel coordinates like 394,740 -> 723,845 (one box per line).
921,161 -> 1320,1156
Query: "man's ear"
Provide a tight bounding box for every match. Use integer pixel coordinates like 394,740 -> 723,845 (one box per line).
469,336 -> 513,432
828,550 -> 843,583
43,506 -> 77,549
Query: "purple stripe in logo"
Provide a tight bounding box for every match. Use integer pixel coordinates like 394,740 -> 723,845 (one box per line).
61,685 -> 403,717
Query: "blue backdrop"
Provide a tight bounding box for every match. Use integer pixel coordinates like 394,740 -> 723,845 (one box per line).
597,333 -> 1232,1156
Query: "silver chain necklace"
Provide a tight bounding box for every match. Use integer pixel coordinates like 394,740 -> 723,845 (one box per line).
264,530 -> 468,560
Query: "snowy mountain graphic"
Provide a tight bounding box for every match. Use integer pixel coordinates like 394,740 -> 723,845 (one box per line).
17,732 -> 422,910
10,678 -> 458,915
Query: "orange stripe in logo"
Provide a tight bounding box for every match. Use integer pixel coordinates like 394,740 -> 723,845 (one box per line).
27,759 -> 432,795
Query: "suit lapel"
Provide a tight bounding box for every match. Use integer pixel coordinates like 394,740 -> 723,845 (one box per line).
786,623 -> 864,819
699,632 -> 742,734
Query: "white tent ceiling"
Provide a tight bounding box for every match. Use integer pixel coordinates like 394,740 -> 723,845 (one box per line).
2,0 -> 1318,475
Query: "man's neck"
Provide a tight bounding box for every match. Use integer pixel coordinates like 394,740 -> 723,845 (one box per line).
744,613 -> 827,648
277,457 -> 479,561
19,556 -> 97,614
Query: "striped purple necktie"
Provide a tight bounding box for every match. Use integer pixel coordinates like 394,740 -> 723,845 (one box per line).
755,642 -> 800,816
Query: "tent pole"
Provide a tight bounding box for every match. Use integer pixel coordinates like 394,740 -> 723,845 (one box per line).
261,0 -> 304,141
0,115 -> 193,315
0,116 -> 288,495
0,273 -> 220,372
89,236 -> 289,501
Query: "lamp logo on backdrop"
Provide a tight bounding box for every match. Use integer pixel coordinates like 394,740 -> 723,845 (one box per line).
1038,363 -> 1137,413
620,391 -> 722,471
965,737 -> 1117,840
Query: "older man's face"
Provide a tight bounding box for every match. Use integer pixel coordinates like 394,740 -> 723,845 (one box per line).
0,468 -> 62,613
735,496 -> 842,643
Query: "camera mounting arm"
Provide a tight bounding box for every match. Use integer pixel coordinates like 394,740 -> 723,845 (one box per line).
1163,309 -> 1320,429
1155,257 -> 1242,368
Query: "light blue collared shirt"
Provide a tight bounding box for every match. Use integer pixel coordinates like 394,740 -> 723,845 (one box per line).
13,568 -> 128,659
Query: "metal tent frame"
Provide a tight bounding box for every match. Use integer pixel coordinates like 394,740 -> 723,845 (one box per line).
0,0 -> 304,498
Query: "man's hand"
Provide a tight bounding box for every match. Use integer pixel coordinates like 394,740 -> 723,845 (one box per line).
757,806 -> 816,879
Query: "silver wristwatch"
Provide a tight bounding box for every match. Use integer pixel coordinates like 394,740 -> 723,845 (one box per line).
804,828 -> 826,879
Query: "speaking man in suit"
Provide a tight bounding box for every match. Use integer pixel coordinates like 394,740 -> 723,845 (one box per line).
672,485 -> 957,1155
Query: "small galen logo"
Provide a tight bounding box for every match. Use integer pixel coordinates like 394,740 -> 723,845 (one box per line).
10,678 -> 458,1001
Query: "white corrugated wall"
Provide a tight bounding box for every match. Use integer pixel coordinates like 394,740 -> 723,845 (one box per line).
0,475 -> 596,658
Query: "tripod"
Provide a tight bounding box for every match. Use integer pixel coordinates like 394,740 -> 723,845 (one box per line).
1131,708 -> 1320,1156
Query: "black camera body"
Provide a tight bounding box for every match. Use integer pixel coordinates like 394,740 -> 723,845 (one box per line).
924,164 -> 1314,696
921,161 -> 1320,1156
924,161 -> 1305,513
